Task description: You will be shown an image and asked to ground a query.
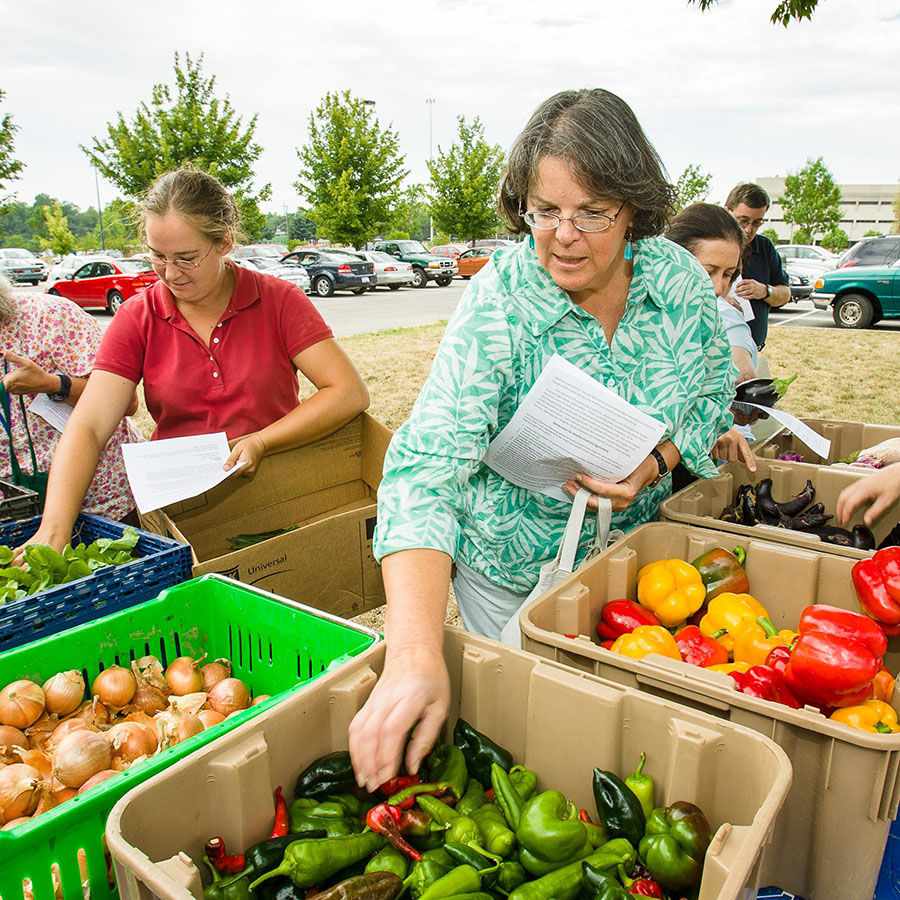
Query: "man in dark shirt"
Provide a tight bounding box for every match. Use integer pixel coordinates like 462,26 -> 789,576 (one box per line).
725,183 -> 790,350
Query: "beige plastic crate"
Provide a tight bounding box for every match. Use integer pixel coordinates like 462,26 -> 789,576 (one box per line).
755,418 -> 900,467
519,521 -> 900,900
106,628 -> 791,900
660,457 -> 899,560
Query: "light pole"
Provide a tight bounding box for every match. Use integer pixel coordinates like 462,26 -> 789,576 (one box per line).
94,167 -> 106,252
426,98 -> 435,242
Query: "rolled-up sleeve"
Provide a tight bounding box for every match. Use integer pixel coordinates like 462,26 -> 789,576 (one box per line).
373,288 -> 515,562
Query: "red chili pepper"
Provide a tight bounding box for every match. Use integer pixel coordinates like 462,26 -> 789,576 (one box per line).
674,625 -> 729,668
629,877 -> 665,898
386,781 -> 457,810
852,548 -> 900,635
366,803 -> 423,861
784,606 -> 885,708
268,786 -> 289,839
597,599 -> 661,641
484,788 -> 495,802
578,808 -> 592,823
379,773 -> 420,795
729,665 -> 801,708
205,836 -> 245,874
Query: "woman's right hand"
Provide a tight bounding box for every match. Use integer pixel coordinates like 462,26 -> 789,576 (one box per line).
11,524 -> 69,568
348,647 -> 450,793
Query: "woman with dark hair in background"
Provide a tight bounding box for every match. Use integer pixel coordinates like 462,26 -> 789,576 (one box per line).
348,88 -> 735,790
19,165 -> 369,559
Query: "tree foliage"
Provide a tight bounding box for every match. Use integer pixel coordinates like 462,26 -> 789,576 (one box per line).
688,0 -> 819,26
820,228 -> 849,252
0,89 -> 24,211
296,91 -> 408,248
81,53 -> 270,230
674,164 -> 712,212
39,203 -> 75,255
792,227 -> 812,245
760,227 -> 780,244
778,158 -> 843,242
390,184 -> 431,242
428,116 -> 505,241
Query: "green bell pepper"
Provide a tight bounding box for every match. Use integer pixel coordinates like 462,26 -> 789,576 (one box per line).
495,860 -> 527,893
366,846 -> 411,879
427,744 -> 470,800
456,779 -> 488,817
516,790 -> 589,868
203,858 -> 252,900
509,765 -> 538,802
580,863 -> 632,900
290,797 -> 360,836
453,718 -> 514,785
591,768 -> 645,849
446,816 -> 486,848
404,853 -> 452,899
639,801 -> 711,892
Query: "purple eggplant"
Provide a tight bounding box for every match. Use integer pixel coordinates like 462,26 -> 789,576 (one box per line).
775,480 -> 816,518
790,502 -> 832,531
851,525 -> 876,551
877,523 -> 900,551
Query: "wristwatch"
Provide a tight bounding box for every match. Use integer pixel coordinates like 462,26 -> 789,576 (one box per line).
47,373 -> 72,403
648,448 -> 669,487
764,284 -> 773,299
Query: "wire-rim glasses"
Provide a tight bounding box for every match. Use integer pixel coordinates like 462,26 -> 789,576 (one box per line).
521,200 -> 626,234
146,244 -> 215,271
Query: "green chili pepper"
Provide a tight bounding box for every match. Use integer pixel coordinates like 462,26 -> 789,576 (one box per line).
456,779 -> 488,817
290,814 -> 359,837
419,864 -> 491,900
624,753 -> 655,821
203,858 -> 252,900
496,861 -> 527,894
307,872 -> 404,900
435,894 -> 495,900
638,801 -> 711,892
244,834 -> 326,882
591,768 -> 645,849
580,863 -> 632,900
249,833 -> 387,891
405,858 -> 452,899
292,798 -> 353,819
366,846 -> 411,880
491,763 -> 524,830
508,766 -> 537,802
327,793 -> 373,818
423,848 -> 455,868
427,744 -> 470,800
446,816 -> 485,848
295,751 -> 357,799
416,794 -> 461,827
516,791 -> 589,866
471,803 -> 516,858
453,719 -> 514,785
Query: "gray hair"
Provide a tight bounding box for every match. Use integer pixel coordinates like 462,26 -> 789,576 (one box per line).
498,89 -> 676,240
0,273 -> 17,325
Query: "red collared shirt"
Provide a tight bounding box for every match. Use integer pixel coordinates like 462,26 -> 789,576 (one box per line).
94,264 -> 333,440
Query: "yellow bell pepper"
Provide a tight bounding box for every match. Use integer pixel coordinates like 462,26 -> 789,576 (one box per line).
610,625 -> 682,661
636,559 -> 706,627
830,700 -> 900,734
699,592 -> 770,655
707,661 -> 752,675
731,618 -> 797,666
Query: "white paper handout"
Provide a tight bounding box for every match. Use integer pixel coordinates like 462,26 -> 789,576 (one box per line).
484,355 -> 667,502
28,394 -> 72,433
122,432 -> 247,514
738,403 -> 831,459
728,277 -> 755,322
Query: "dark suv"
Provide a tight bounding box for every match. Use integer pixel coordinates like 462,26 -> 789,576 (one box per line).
838,236 -> 900,269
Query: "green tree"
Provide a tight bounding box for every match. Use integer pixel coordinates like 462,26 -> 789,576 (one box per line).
778,157 -> 843,243
792,227 -> 812,244
39,202 -> 75,255
862,229 -> 883,238
674,164 -> 712,211
821,228 -> 849,252
76,198 -> 140,253
296,91 -> 407,248
760,227 -> 780,244
81,52 -> 270,233
689,0 -> 819,26
429,116 -> 505,242
0,89 -> 24,211
390,184 -> 431,242
290,209 -> 317,242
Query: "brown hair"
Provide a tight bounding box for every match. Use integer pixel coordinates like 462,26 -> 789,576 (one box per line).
140,164 -> 244,246
666,203 -> 746,257
498,89 -> 676,240
725,183 -> 771,211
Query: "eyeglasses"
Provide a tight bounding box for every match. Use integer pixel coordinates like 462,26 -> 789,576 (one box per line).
521,201 -> 626,234
734,216 -> 766,229
145,244 -> 215,271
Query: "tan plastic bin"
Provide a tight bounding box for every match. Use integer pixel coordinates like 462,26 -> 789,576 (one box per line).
106,628 -> 791,900
660,457 -> 900,560
519,521 -> 900,900
755,418 -> 900,467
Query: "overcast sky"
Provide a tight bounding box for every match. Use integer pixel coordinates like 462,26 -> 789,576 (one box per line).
4,0 -> 899,218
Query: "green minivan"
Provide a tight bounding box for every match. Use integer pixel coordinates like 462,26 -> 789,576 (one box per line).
811,259 -> 900,329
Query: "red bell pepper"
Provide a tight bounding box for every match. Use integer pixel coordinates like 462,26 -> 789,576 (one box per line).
674,625 -> 729,667
629,878 -> 665,898
764,644 -> 792,674
852,547 -> 900,636
784,605 -> 885,708
597,599 -> 661,641
729,664 -> 801,708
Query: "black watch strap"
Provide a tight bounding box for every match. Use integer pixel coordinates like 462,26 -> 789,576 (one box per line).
48,372 -> 72,402
648,447 -> 669,487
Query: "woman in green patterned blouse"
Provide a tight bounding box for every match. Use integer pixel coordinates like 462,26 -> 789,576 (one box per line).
349,89 -> 735,791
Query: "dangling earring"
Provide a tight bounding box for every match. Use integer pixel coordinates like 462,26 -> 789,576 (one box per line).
623,228 -> 634,262
528,232 -> 535,250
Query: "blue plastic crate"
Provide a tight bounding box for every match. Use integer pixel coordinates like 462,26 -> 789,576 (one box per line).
0,477 -> 41,523
0,512 -> 192,651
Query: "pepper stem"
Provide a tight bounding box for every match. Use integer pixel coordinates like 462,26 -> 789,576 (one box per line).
877,722 -> 893,734
733,546 -> 746,566
757,617 -> 779,638
631,751 -> 646,778
711,629 -> 728,639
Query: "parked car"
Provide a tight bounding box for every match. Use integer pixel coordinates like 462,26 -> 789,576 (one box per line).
281,248 -> 375,297
233,256 -> 311,293
474,239 -> 515,249
775,244 -> 838,277
233,244 -> 288,260
46,257 -> 158,312
430,244 -> 469,259
353,250 -> 415,290
0,248 -> 47,284
837,235 -> 900,269
811,258 -> 900,329
370,240 -> 456,288
456,247 -> 496,279
47,254 -> 100,283
784,264 -> 813,303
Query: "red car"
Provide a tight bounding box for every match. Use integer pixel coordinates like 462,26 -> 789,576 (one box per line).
46,258 -> 158,313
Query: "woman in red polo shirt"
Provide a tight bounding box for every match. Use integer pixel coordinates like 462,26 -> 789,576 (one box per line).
22,165 -> 369,555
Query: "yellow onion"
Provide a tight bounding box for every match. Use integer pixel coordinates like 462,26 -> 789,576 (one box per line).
41,671 -> 85,717
251,695 -> 271,707
91,666 -> 136,709
76,770 -> 118,795
200,659 -> 232,692
47,718 -> 95,752
1,816 -> 31,830
155,709 -> 203,749
106,722 -> 157,770
122,710 -> 158,732
22,714 -> 58,753
12,748 -> 51,782
0,763 -> 46,823
71,697 -> 111,728
0,681 -> 45,729
0,725 -> 28,763
164,655 -> 206,696
207,679 -> 250,717
131,656 -> 170,694
51,730 -> 111,789
129,683 -> 168,716
197,709 -> 225,729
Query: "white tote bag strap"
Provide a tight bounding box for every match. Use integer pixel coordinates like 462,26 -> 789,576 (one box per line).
557,486 -> 592,574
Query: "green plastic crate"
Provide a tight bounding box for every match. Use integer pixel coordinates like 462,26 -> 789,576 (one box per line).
0,574 -> 379,900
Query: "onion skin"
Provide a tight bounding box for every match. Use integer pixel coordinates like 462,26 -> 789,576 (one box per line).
164,656 -> 205,696
48,718 -> 95,752
0,763 -> 45,823
0,726 -> 28,763
1,816 -> 31,830
106,722 -> 157,769
129,684 -> 168,716
0,681 -> 46,729
200,659 -> 231,692
52,731 -> 112,789
197,709 -> 225,729
91,666 -> 136,709
12,748 -> 51,782
155,710 -> 203,749
42,671 -> 86,717
207,679 -> 250,717
250,695 -> 271,707
76,770 -> 118,795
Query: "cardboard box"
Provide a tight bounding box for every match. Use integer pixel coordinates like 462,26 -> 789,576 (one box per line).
755,417 -> 900,467
140,413 -> 392,619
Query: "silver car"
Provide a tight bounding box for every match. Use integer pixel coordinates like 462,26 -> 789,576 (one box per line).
353,250 -> 415,291
0,248 -> 47,284
234,257 -> 311,293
